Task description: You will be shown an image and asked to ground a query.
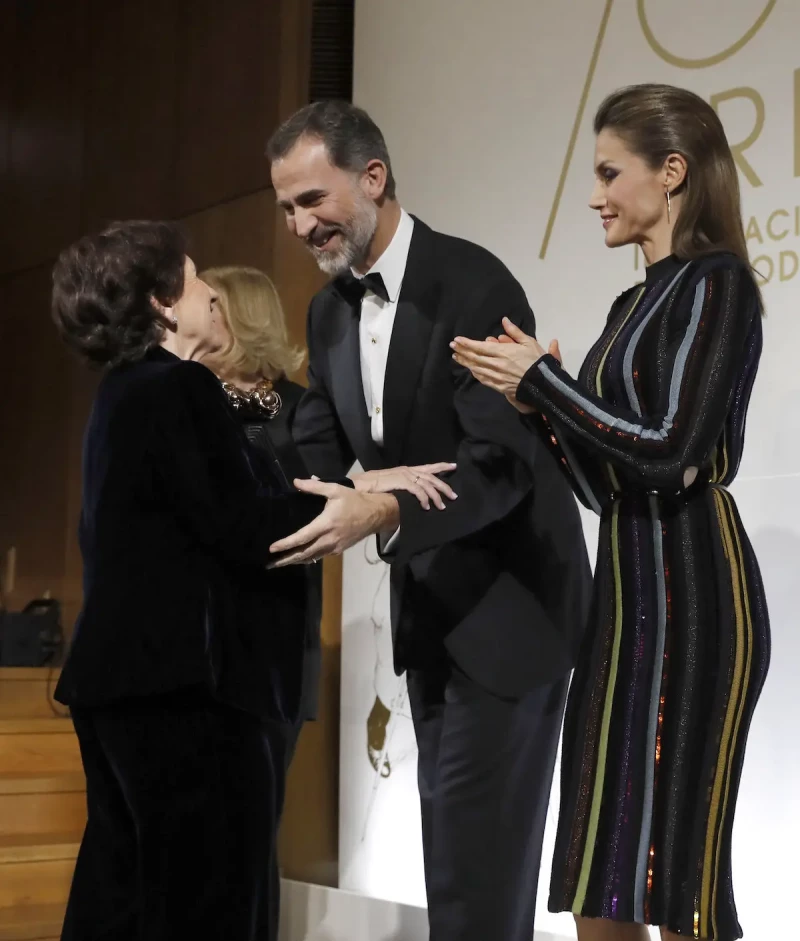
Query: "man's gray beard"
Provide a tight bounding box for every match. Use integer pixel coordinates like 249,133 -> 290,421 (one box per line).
308,199 -> 378,277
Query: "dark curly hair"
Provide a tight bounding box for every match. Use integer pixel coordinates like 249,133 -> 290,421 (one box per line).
52,220 -> 187,368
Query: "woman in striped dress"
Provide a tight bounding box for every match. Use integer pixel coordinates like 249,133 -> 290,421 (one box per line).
452,83 -> 770,941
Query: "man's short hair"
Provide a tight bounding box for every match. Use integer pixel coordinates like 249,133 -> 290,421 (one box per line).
266,100 -> 396,200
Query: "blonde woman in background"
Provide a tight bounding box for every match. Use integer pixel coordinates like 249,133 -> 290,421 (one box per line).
200,265 -> 319,735
198,265 -> 323,941
201,265 -> 306,460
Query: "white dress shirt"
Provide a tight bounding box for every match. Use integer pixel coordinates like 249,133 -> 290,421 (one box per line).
356,209 -> 415,446
353,209 -> 414,551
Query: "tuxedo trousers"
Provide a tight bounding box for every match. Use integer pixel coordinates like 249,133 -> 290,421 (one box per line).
61,689 -> 290,941
407,659 -> 568,941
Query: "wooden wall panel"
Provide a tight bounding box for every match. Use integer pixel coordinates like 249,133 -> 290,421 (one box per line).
0,1 -> 87,274
174,0 -> 282,217
277,0 -> 314,122
82,0 -> 180,229
62,357 -> 98,639
181,189 -> 276,274
271,193 -> 340,885
278,555 -> 342,886
0,4 -> 14,236
0,266 -> 72,602
270,202 -> 329,373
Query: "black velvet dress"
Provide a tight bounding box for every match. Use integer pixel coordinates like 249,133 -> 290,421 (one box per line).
57,350 -> 326,941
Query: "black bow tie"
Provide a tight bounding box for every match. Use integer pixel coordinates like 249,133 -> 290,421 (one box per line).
335,271 -> 390,306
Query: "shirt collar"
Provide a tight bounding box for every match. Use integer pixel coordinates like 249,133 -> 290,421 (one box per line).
352,208 -> 414,303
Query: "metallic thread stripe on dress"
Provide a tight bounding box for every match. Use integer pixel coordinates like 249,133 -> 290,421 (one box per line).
572,498 -> 624,912
699,488 -> 753,940
634,494 -> 668,922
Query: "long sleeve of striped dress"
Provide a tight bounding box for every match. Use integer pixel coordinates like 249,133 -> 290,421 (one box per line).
516,258 -> 760,497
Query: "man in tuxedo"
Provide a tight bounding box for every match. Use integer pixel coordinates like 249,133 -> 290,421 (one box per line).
267,100 -> 591,941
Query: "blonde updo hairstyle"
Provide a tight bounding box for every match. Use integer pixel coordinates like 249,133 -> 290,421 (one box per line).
199,265 -> 305,381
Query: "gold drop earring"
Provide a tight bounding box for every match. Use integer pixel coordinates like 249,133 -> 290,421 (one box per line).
666,188 -> 672,223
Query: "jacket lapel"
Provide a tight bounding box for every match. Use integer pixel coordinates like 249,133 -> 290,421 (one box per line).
381,220 -> 438,467
325,294 -> 384,470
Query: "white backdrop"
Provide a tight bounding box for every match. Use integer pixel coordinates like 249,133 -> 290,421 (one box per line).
340,2 -> 800,938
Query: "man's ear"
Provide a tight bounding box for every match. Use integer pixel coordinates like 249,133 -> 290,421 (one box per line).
361,159 -> 389,200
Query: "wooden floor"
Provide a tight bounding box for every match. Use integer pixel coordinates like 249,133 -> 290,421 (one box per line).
0,669 -> 85,940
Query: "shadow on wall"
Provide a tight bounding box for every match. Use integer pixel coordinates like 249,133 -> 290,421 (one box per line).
277,878 -> 573,941
278,879 -> 428,941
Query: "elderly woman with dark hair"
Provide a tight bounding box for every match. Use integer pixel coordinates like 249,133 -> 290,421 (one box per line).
50,221 -> 363,941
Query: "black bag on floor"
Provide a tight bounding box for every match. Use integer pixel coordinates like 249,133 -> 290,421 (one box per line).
0,598 -> 64,666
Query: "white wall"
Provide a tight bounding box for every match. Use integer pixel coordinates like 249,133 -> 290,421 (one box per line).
341,3 -> 800,939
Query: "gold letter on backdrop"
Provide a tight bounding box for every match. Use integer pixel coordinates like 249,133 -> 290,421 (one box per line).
637,0 -> 776,69
795,69 -> 800,177
780,251 -> 799,281
710,88 -> 765,187
746,216 -> 764,243
767,210 -> 790,241
539,0 -> 615,259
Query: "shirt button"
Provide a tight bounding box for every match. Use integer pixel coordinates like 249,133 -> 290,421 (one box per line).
371,337 -> 377,345
375,406 -> 381,414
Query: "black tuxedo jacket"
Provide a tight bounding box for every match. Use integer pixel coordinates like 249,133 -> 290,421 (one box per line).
55,347 -> 327,720
293,218 -> 592,696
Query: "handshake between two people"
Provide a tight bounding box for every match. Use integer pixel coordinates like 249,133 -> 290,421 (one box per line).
268,462 -> 458,568
269,318 -> 561,568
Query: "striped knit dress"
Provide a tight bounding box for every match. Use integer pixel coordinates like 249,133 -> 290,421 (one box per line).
516,251 -> 770,940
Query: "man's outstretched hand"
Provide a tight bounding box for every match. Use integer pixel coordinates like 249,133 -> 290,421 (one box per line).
353,462 -> 457,510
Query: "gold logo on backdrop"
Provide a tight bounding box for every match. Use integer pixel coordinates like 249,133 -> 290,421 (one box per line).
539,0 -> 780,266
638,0 -> 777,69
538,0 -> 614,261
